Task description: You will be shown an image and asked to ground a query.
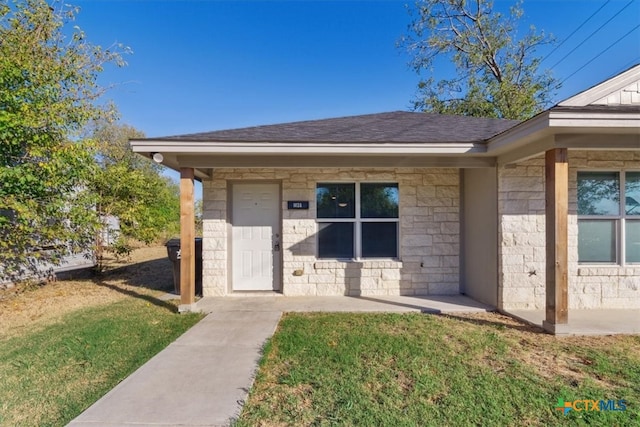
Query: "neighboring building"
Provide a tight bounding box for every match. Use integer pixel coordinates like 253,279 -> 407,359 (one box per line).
131,65 -> 640,333
0,245 -> 95,287
0,215 -> 119,286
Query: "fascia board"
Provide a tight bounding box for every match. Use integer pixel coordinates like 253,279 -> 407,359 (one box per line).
486,112 -> 551,155
130,140 -> 487,155
488,109 -> 640,158
547,110 -> 640,128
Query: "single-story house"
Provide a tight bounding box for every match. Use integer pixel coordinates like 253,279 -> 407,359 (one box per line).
131,65 -> 640,334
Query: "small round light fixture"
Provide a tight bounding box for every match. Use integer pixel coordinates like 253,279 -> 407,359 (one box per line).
152,152 -> 164,163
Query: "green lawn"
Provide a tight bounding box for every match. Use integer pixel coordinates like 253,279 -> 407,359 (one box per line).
237,312 -> 639,426
0,297 -> 203,427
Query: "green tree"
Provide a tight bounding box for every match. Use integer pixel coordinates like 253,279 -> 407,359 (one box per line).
90,121 -> 180,259
0,0 -> 126,279
402,0 -> 558,120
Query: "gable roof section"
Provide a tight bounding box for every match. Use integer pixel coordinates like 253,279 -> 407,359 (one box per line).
559,64 -> 640,107
150,111 -> 520,144
486,65 -> 640,162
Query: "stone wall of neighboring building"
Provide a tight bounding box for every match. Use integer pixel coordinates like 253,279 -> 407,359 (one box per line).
498,151 -> 640,310
568,151 -> 640,309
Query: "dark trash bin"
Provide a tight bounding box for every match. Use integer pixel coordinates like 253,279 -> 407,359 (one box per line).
165,238 -> 203,296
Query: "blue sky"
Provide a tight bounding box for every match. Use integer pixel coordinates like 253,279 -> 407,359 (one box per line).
74,0 -> 640,136
71,0 -> 640,194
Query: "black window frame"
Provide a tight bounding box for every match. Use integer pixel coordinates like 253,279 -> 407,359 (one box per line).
316,182 -> 399,260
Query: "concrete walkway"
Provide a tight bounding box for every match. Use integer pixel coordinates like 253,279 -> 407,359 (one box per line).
68,295 -> 490,427
68,310 -> 282,427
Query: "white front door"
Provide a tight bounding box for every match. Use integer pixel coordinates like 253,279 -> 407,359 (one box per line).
231,183 -> 281,291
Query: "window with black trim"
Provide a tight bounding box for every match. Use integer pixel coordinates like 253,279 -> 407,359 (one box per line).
316,182 -> 399,259
577,171 -> 640,264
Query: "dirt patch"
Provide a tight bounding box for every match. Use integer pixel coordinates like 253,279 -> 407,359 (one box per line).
0,246 -> 175,339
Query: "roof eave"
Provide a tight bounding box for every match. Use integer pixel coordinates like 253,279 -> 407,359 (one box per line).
488,107 -> 640,165
129,139 -> 495,172
130,139 -> 489,155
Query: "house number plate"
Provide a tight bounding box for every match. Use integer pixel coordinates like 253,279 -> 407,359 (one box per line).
287,201 -> 309,210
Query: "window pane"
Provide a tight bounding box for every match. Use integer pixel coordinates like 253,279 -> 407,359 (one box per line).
362,222 -> 398,258
361,183 -> 399,218
318,222 -> 354,258
625,172 -> 640,216
626,220 -> 640,263
577,172 -> 619,216
316,184 -> 355,218
578,220 -> 616,263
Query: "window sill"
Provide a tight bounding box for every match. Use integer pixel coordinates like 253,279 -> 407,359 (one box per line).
577,266 -> 640,276
314,259 -> 403,269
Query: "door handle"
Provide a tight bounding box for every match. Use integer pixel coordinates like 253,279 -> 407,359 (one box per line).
274,242 -> 280,251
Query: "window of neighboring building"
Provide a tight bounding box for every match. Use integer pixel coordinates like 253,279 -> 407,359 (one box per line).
577,171 -> 640,264
316,182 -> 399,259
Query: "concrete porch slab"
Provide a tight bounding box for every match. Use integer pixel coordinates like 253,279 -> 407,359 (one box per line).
195,294 -> 494,314
506,309 -> 640,335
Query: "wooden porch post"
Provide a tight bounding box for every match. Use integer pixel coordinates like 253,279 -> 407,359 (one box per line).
543,148 -> 569,334
179,167 -> 196,310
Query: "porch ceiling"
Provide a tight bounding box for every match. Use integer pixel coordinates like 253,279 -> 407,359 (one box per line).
178,154 -> 496,168
134,151 -> 496,174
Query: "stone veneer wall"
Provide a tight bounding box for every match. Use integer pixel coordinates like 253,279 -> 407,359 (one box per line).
498,151 -> 640,310
497,156 -> 546,309
201,168 -> 460,296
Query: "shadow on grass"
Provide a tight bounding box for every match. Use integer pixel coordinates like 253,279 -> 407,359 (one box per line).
94,280 -> 179,313
93,257 -> 179,313
98,257 -> 174,290
438,312 -> 546,334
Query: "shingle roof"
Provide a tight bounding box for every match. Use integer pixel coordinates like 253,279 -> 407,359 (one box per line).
152,111 -> 520,144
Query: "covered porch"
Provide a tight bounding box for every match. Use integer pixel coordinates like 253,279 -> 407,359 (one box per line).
131,112 -> 516,312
